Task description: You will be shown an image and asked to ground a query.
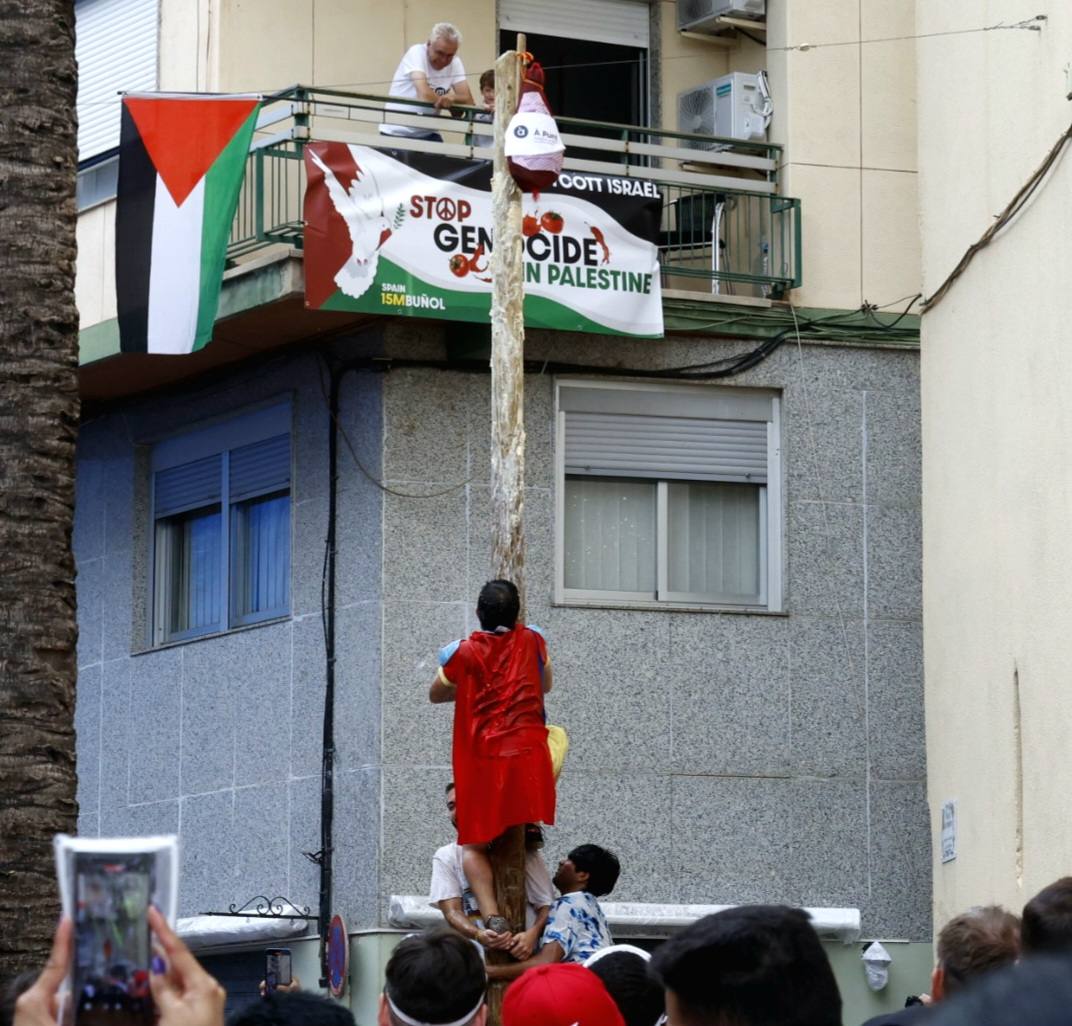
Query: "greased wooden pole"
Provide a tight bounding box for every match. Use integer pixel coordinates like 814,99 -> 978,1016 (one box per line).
486,33 -> 527,1026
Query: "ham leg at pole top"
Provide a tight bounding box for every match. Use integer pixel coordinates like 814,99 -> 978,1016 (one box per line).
505,58 -> 565,197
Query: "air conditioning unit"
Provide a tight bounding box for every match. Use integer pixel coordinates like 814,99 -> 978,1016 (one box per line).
677,0 -> 764,34
678,72 -> 771,146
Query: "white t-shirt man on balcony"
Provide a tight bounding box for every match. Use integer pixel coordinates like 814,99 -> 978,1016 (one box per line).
382,23 -> 475,139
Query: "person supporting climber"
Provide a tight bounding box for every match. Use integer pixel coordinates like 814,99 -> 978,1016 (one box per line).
429,579 -> 565,936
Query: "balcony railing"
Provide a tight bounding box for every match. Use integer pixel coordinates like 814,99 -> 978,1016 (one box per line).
228,85 -> 801,298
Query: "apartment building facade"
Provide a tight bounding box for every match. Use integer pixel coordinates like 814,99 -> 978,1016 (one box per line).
71,0 -> 929,1009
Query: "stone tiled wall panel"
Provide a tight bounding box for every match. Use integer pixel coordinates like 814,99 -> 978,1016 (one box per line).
128,647 -> 182,804
866,781 -> 931,939
867,620 -> 926,781
788,617 -> 867,776
784,384 -> 865,504
74,663 -> 102,819
288,774 -> 324,917
864,387 -> 922,508
381,601 -> 465,767
72,348 -> 387,926
668,615 -> 790,777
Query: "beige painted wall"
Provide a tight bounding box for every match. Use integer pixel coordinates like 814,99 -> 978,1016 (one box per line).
212,0 -> 497,98
767,0 -> 919,310
76,203 -> 117,329
918,0 -> 1072,930
659,0 -> 730,120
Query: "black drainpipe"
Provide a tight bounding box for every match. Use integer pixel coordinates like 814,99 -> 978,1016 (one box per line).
317,365 -> 344,986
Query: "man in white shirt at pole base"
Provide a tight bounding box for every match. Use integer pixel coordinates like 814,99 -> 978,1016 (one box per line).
429,781 -> 554,959
382,23 -> 476,140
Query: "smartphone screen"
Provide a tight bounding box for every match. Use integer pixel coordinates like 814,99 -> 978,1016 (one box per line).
265,948 -> 292,992
72,852 -> 155,1026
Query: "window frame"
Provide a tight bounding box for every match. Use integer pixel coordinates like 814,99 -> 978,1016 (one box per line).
148,402 -> 293,646
554,378 -> 783,612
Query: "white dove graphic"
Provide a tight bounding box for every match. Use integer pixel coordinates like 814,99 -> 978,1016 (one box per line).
310,149 -> 391,299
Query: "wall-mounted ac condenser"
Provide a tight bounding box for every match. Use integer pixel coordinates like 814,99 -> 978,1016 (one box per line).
678,72 -> 770,146
677,0 -> 764,34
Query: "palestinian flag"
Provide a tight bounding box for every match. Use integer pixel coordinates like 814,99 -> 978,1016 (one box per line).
116,94 -> 261,354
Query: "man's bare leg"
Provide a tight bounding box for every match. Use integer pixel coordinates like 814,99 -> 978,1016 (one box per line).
462,843 -> 509,933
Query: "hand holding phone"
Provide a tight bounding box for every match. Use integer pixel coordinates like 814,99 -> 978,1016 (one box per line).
146,908 -> 226,1026
53,835 -> 178,1026
12,918 -> 73,1026
264,949 -> 292,995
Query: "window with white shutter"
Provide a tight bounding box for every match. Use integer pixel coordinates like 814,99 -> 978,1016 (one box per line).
75,0 -> 159,162
556,379 -> 782,609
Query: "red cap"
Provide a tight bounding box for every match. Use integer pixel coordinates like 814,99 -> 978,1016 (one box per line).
503,963 -> 627,1026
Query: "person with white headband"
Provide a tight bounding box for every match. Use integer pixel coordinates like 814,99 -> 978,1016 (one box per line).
379,929 -> 487,1026
584,945 -> 666,1026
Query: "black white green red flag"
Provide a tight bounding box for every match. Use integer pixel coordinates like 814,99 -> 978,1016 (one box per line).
116,94 -> 260,354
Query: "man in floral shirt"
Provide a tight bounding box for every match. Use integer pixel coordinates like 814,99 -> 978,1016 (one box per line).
487,844 -> 620,981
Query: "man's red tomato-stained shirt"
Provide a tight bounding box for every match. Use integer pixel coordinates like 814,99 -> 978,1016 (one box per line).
438,625 -> 555,845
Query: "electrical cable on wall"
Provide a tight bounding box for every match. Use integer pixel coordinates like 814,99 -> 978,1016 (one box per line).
314,295 -> 922,506
922,122 -> 1072,312
315,354 -> 473,499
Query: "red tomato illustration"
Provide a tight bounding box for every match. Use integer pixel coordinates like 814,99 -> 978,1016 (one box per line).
540,211 -> 564,234
449,254 -> 470,277
522,215 -> 541,237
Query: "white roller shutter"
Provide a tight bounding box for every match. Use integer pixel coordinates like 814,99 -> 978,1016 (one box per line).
560,383 -> 774,483
565,412 -> 768,482
500,0 -> 650,49
76,0 -> 159,160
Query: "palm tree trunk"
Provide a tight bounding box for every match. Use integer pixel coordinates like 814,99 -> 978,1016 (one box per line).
0,0 -> 81,980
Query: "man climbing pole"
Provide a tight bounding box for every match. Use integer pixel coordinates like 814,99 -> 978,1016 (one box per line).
429,579 -> 564,936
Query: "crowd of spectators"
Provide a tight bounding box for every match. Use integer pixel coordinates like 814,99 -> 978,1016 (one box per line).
7,875 -> 1072,1026
6,585 -> 1072,1024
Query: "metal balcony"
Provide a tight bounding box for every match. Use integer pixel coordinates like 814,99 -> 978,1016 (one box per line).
227,85 -> 801,299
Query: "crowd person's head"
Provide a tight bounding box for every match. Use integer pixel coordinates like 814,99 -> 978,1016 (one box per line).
584,946 -> 663,1026
476,579 -> 519,631
925,954 -> 1072,1026
502,963 -> 624,1026
230,993 -> 355,1026
1022,876 -> 1072,955
649,905 -> 841,1026
446,781 -> 457,828
931,905 -> 1020,1000
380,929 -> 486,1026
555,845 -> 621,898
479,69 -> 495,108
426,23 -> 462,70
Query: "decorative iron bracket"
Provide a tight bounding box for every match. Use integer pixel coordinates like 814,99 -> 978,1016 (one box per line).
201,895 -> 317,921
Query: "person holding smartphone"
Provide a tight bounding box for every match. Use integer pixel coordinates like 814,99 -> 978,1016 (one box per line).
13,909 -> 225,1026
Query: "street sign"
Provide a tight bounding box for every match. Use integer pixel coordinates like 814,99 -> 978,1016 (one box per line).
941,800 -> 957,863
328,914 -> 348,998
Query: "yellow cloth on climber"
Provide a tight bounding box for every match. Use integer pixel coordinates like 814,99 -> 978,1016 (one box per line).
547,724 -> 569,779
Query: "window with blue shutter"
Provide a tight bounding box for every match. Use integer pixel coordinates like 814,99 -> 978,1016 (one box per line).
150,404 -> 292,644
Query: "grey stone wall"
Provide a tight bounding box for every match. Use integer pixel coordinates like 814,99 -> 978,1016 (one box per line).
376,324 -> 929,941
73,321 -> 929,940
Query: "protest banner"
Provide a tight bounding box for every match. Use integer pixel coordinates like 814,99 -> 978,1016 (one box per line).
303,143 -> 664,338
